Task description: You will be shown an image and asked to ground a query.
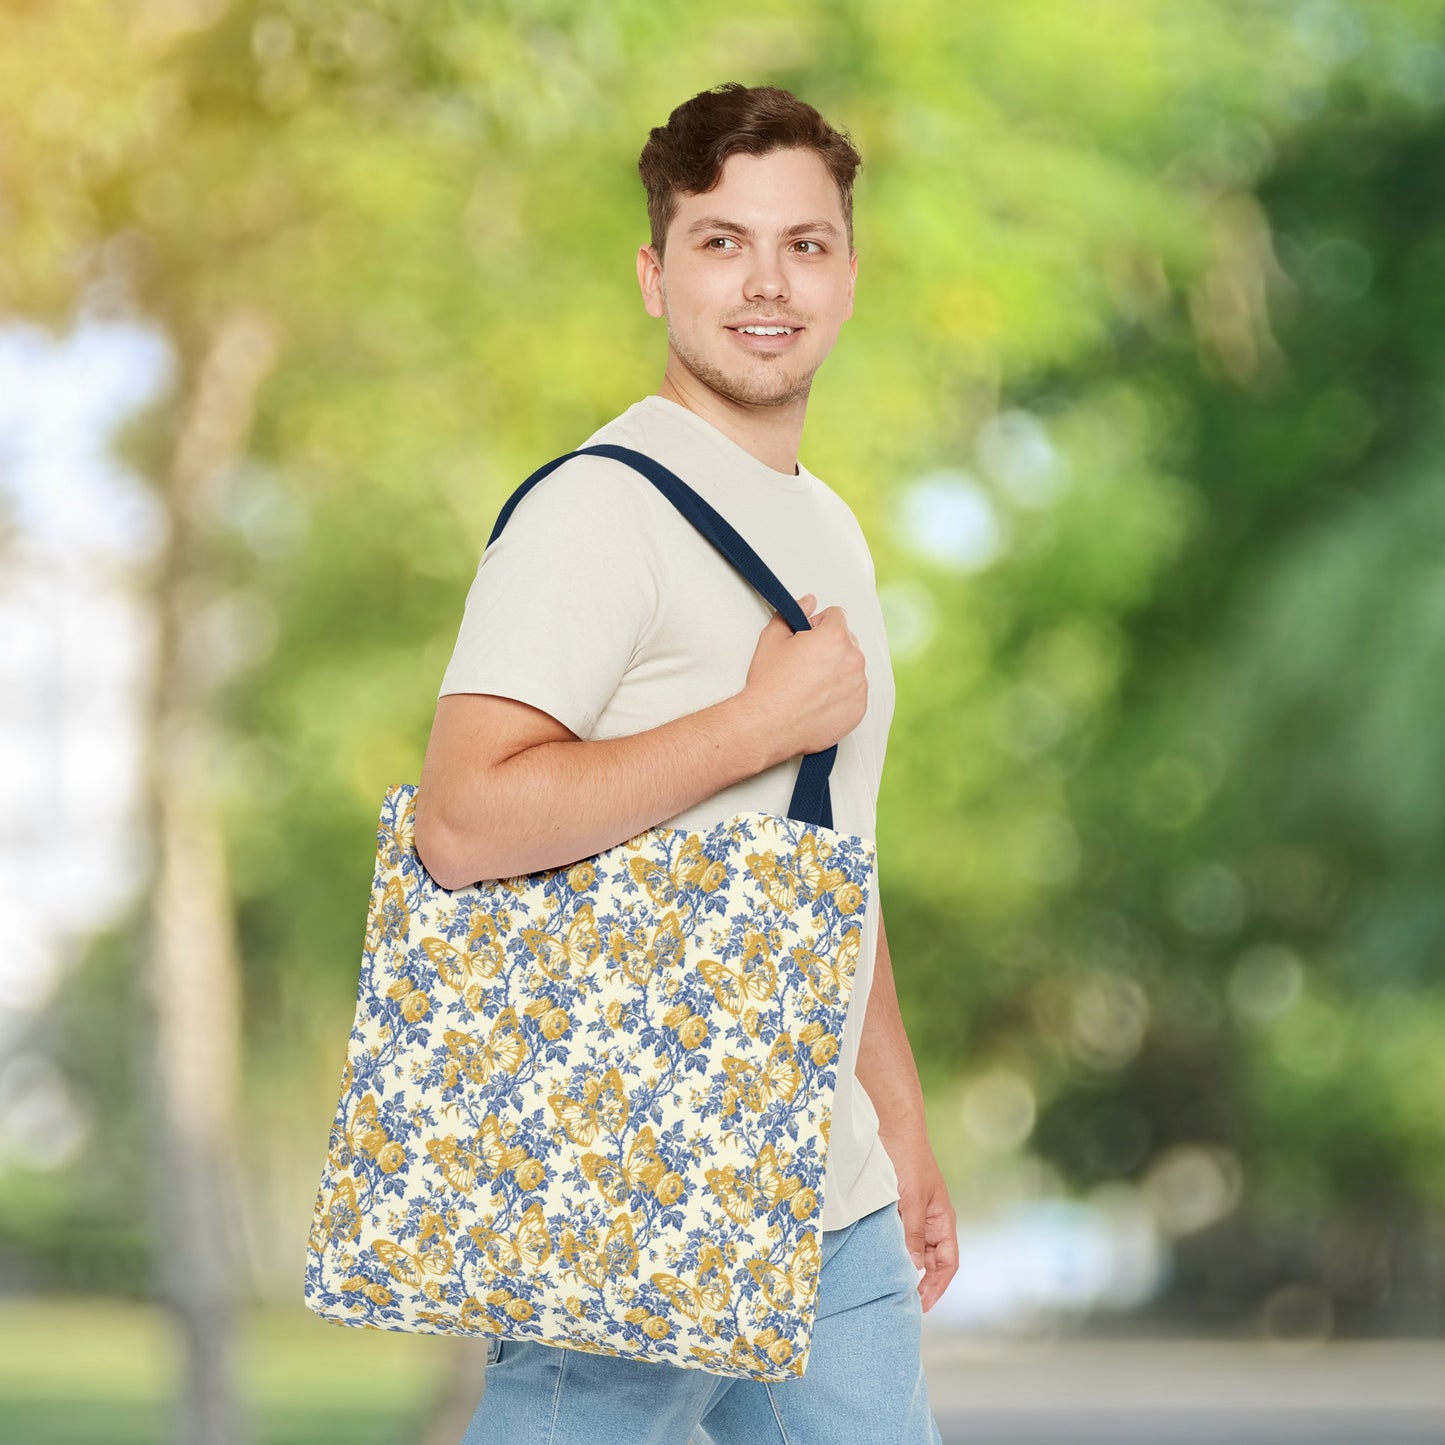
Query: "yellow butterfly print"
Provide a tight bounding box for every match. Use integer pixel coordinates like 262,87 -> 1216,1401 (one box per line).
610,912 -> 686,988
320,1178 -> 362,1243
704,1163 -> 760,1225
628,833 -> 711,907
425,1114 -> 506,1193
580,1125 -> 667,1206
721,1036 -> 802,1113
750,1143 -> 802,1211
651,1243 -> 731,1319
796,926 -> 861,1008
443,1008 -> 528,1086
378,800 -> 416,868
521,903 -> 600,980
563,1212 -> 638,1289
424,911 -> 505,992
791,831 -> 847,899
372,1210 -> 454,1290
366,876 -> 410,952
469,1199 -> 553,1275
746,1231 -> 821,1312
698,952 -> 777,1016
746,833 -> 848,912
728,1333 -> 769,1373
332,1092 -> 390,1165
548,1066 -> 629,1145
743,849 -> 796,911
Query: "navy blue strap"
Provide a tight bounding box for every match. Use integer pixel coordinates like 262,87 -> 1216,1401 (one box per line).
487,443 -> 836,830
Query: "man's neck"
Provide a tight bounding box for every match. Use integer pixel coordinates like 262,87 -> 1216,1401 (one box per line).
656,368 -> 807,477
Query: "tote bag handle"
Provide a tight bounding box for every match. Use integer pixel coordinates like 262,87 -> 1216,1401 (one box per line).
487,443 -> 838,830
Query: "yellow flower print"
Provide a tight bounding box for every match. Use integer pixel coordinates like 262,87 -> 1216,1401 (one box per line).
662,1002 -> 691,1030
655,1172 -> 685,1206
624,1305 -> 649,1324
376,1141 -> 407,1173
604,999 -> 626,1028
567,861 -> 596,892
678,1015 -> 708,1050
643,1316 -> 671,1339
833,881 -> 864,915
505,1298 -> 535,1321
799,1020 -> 824,1045
540,1007 -> 571,1040
401,991 -> 430,1022
364,1283 -> 393,1306
698,860 -> 727,893
515,1158 -> 547,1191
766,1336 -> 793,1365
789,1187 -> 818,1221
809,1033 -> 838,1067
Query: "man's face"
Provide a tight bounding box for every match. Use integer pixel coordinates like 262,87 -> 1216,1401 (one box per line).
637,147 -> 857,410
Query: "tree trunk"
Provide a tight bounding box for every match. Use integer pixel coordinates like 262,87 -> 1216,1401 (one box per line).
144,311 -> 280,1445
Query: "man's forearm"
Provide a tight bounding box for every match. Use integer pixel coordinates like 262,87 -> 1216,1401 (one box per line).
420,693 -> 775,886
855,905 -> 930,1144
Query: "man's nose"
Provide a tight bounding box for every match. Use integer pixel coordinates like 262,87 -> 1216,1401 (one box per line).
745,251 -> 788,302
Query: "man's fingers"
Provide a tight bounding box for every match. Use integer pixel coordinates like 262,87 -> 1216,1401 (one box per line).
919,1214 -> 960,1311
921,1251 -> 959,1312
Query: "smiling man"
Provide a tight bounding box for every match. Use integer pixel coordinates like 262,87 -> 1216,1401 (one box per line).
416,82 -> 953,1445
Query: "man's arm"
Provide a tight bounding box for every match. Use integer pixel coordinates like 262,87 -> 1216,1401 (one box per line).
414,590 -> 868,888
855,903 -> 959,1312
414,690 -> 775,888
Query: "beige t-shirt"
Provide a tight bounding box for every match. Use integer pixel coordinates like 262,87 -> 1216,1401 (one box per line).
438,394 -> 899,1231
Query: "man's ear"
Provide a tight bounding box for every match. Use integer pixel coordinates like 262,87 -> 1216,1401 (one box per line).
637,244 -> 666,319
845,249 -> 857,321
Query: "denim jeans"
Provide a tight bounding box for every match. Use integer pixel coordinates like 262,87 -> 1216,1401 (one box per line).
460,1200 -> 943,1445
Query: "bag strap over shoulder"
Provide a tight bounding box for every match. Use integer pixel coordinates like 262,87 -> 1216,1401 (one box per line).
487,443 -> 838,830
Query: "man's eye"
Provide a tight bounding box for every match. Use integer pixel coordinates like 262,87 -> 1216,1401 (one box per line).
706,237 -> 739,250
793,240 -> 824,254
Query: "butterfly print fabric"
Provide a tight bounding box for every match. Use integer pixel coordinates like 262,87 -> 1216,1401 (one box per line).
305,783 -> 875,1381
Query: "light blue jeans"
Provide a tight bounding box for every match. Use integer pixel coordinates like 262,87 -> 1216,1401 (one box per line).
461,1200 -> 943,1445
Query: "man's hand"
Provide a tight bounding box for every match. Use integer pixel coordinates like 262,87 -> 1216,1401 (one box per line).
885,1132 -> 959,1313
742,592 -> 869,765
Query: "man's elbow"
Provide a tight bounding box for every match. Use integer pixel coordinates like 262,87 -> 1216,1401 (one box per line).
413,799 -> 493,891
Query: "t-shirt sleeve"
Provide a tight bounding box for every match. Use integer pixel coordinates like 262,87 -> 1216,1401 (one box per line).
436,456 -> 663,738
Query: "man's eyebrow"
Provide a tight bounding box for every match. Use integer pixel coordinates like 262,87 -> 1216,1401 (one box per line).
684,216 -> 843,240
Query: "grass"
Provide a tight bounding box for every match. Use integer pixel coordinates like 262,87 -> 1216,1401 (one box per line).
0,1296 -> 459,1444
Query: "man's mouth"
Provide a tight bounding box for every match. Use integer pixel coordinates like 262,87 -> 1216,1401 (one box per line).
732,325 -> 797,336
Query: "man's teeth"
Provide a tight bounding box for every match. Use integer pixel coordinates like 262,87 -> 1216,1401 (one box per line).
738,326 -> 793,335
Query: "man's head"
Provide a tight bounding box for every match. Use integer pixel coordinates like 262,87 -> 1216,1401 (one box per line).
638,83 -> 862,260
636,84 -> 863,415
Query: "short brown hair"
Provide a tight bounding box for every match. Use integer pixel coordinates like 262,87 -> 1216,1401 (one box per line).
638,83 -> 862,256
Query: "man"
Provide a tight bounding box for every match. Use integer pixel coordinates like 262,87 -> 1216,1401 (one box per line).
415,81 -> 956,1445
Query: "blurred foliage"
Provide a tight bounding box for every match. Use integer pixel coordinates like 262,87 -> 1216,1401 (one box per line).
3,0 -> 1445,1333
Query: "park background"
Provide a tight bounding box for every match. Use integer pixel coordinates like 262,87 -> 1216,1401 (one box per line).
3,1 -> 1444,1441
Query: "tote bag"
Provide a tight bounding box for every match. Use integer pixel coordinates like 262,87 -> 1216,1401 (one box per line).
304,445 -> 876,1382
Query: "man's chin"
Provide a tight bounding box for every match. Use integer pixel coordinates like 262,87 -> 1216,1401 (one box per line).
683,357 -> 815,410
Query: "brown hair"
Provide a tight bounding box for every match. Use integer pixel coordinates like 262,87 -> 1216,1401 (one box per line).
638,83 -> 862,256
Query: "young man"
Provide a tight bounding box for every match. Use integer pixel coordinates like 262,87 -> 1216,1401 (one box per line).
415,82 -> 956,1445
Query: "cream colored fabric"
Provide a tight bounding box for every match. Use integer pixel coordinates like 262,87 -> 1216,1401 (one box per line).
439,395 -> 899,1230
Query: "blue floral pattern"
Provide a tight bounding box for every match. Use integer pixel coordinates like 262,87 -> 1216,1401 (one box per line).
304,784 -> 875,1381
